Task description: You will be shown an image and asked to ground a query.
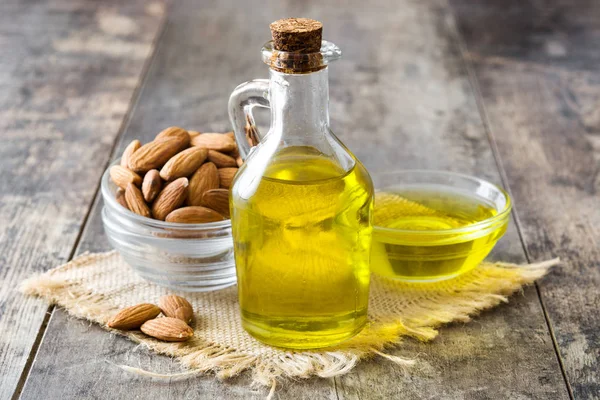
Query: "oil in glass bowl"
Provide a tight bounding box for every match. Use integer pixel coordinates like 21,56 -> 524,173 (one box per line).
371,171 -> 511,282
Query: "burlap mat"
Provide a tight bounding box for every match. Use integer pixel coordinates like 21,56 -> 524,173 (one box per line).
21,251 -> 557,395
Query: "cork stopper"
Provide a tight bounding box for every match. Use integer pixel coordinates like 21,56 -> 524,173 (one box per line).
270,18 -> 323,53
267,18 -> 324,73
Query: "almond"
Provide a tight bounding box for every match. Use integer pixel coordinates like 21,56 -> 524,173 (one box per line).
218,168 -> 238,189
225,131 -> 235,140
166,206 -> 224,224
202,189 -> 230,218
140,317 -> 194,342
191,133 -> 236,152
160,147 -> 208,181
245,117 -> 260,147
107,303 -> 161,330
115,188 -> 129,210
155,126 -> 191,145
110,165 -> 142,189
152,177 -> 189,220
142,169 -> 162,202
158,295 -> 194,324
128,136 -> 188,173
207,150 -> 237,168
120,139 -> 141,168
228,146 -> 240,158
125,183 -> 151,217
188,162 -> 219,206
236,155 -> 243,167
188,130 -> 201,140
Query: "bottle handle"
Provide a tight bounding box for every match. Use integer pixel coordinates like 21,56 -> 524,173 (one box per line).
228,79 -> 270,159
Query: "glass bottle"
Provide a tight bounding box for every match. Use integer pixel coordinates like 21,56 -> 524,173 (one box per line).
228,18 -> 373,349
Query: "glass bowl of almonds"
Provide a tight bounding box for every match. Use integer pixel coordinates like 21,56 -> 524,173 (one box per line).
100,127 -> 242,292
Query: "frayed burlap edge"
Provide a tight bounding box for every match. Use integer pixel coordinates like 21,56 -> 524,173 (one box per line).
20,252 -> 558,396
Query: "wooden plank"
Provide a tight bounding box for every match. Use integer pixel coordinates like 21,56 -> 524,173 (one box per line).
0,1 -> 165,399
20,0 -> 568,398
449,0 -> 600,398
20,311 -> 337,400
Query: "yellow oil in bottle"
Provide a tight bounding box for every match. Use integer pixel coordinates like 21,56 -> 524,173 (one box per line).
371,190 -> 508,282
231,147 -> 373,349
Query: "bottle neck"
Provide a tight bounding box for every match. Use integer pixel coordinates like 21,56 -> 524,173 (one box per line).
269,68 -> 330,142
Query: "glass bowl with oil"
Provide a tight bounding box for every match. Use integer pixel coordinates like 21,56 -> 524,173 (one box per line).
371,170 -> 511,282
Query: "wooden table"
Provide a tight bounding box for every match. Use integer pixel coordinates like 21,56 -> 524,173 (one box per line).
1,0 -> 598,398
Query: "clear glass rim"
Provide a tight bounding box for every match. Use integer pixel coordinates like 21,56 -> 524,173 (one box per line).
101,160 -> 232,231
371,169 -> 512,236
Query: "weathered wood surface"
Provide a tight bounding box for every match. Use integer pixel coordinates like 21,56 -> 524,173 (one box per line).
18,0 -> 571,399
450,0 -> 600,398
0,1 -> 165,399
